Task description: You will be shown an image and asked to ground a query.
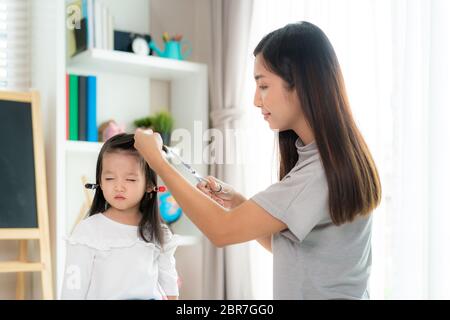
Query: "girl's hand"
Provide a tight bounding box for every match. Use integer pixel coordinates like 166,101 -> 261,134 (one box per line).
134,128 -> 166,171
196,176 -> 245,209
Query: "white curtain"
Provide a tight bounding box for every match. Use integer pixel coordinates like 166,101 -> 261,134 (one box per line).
203,0 -> 255,299
240,0 -> 450,299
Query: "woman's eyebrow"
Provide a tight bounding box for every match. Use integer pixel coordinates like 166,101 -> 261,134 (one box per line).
254,74 -> 265,80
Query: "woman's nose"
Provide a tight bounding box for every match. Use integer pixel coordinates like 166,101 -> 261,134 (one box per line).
253,90 -> 262,108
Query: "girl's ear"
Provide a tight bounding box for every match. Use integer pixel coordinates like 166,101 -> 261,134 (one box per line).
146,185 -> 153,193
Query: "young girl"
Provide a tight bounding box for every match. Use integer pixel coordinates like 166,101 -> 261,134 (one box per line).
61,133 -> 179,300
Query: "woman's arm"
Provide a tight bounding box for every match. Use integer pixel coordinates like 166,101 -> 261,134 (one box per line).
157,159 -> 285,247
256,236 -> 272,253
134,129 -> 286,247
226,193 -> 272,252
198,178 -> 273,253
226,198 -> 273,252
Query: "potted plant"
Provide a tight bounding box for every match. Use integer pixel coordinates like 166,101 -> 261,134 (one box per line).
133,116 -> 153,129
134,112 -> 174,145
151,111 -> 174,146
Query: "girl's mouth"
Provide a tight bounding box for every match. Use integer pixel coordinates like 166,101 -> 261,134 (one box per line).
114,196 -> 126,200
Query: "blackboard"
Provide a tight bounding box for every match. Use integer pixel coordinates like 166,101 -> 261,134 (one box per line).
0,97 -> 38,228
0,91 -> 53,299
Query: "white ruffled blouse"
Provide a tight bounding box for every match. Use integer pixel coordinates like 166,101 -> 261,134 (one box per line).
60,213 -> 179,300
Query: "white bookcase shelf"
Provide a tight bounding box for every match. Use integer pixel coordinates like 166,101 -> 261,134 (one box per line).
65,140 -> 103,154
27,0 -> 208,300
68,49 -> 206,79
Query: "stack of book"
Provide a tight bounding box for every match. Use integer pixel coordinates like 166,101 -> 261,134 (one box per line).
66,74 -> 98,142
67,0 -> 115,57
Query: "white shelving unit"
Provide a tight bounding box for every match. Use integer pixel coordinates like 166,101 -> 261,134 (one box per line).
56,47 -> 208,296
69,49 -> 206,79
21,0 -> 207,301
65,140 -> 103,153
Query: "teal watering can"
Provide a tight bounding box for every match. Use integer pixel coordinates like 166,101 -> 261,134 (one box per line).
149,40 -> 192,60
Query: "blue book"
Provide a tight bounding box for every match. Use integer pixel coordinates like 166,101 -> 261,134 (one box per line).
82,0 -> 87,17
86,75 -> 98,142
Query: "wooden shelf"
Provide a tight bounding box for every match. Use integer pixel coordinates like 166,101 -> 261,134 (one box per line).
65,140 -> 103,154
67,49 -> 207,80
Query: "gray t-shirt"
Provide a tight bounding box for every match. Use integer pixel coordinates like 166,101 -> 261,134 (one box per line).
251,138 -> 372,300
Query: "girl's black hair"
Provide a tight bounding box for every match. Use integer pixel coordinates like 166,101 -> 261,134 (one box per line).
88,133 -> 164,245
254,22 -> 381,225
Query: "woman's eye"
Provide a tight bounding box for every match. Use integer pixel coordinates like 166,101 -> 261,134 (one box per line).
259,85 -> 268,90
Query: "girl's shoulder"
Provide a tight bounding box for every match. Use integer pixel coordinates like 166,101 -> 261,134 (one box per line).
64,214 -> 105,249
65,214 -> 153,251
69,214 -> 102,237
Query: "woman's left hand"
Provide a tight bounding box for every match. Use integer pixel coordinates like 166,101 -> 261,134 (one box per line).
134,128 -> 166,171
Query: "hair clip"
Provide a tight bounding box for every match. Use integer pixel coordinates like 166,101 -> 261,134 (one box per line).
85,183 -> 99,190
152,186 -> 167,193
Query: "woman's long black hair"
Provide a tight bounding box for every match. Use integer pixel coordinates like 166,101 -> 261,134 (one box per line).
254,22 -> 382,225
88,133 -> 164,245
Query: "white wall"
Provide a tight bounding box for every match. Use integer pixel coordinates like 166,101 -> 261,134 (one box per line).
149,0 -> 211,115
150,0 -> 210,64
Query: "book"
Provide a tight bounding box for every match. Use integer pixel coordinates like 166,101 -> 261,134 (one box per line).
87,76 -> 98,142
102,4 -> 108,50
78,76 -> 87,141
69,74 -> 79,140
74,17 -> 88,55
86,0 -> 94,49
108,9 -> 114,50
66,74 -> 69,140
94,0 -> 102,49
82,0 -> 87,17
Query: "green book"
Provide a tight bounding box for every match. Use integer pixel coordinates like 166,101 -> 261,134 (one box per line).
69,74 -> 79,140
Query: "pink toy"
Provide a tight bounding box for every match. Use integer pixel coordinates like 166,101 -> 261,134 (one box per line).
99,120 -> 126,142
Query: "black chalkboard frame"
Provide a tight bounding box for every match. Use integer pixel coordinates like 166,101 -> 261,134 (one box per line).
0,90 -> 53,299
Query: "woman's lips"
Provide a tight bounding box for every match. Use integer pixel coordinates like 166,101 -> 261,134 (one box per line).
263,113 -> 271,120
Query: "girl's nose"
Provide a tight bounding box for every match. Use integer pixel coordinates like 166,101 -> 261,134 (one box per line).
114,182 -> 125,192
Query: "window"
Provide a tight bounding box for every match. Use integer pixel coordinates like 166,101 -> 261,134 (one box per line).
0,0 -> 30,90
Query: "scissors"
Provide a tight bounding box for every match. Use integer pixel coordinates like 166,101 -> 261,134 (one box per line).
162,145 -> 209,184
162,145 -> 228,194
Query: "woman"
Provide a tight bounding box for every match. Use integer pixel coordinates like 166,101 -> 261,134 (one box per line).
134,21 -> 381,300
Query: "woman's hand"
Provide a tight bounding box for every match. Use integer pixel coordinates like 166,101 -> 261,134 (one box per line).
196,176 -> 246,209
134,128 -> 166,171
